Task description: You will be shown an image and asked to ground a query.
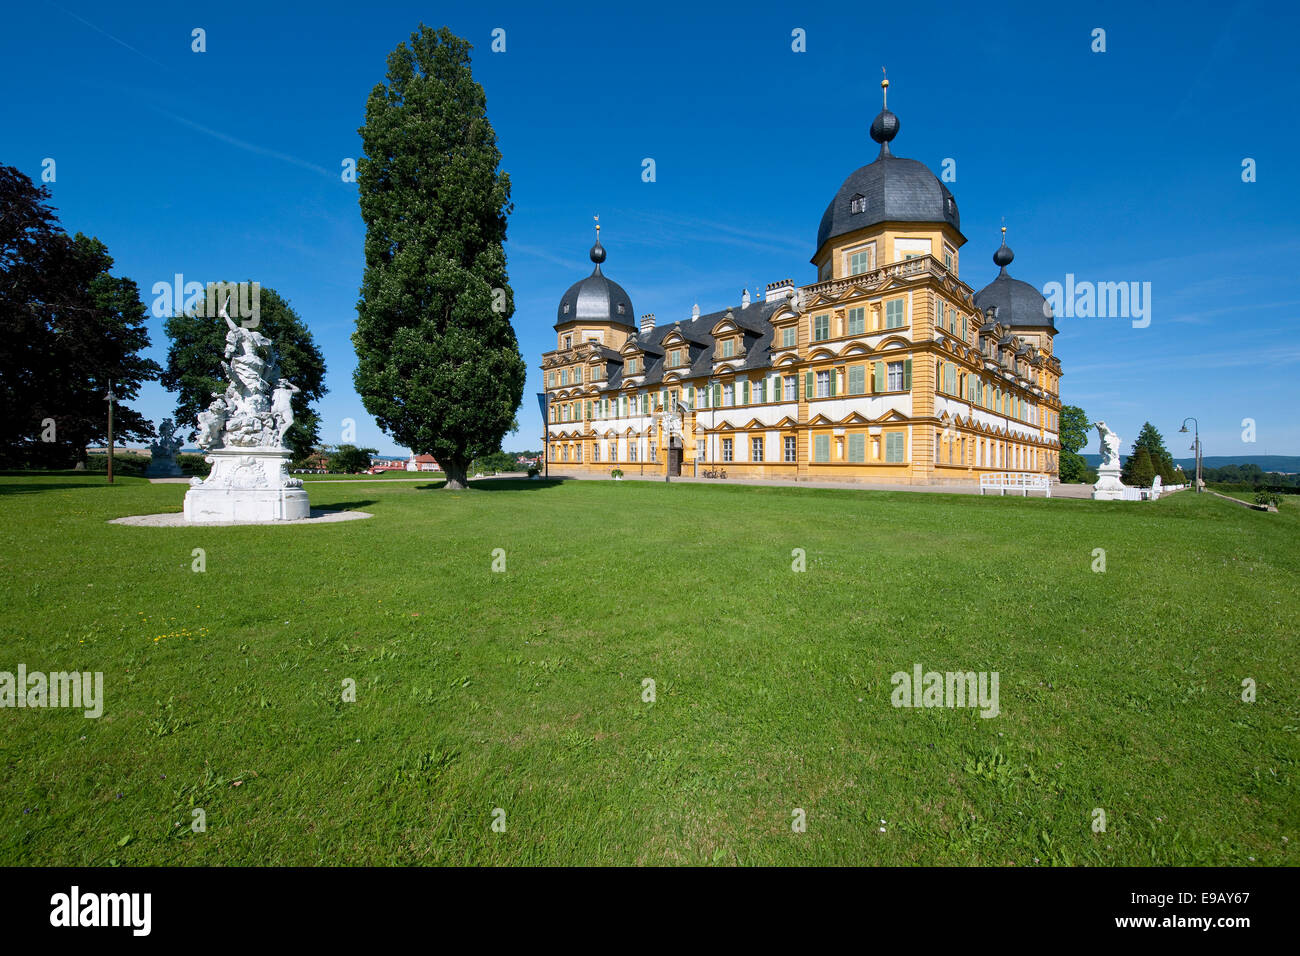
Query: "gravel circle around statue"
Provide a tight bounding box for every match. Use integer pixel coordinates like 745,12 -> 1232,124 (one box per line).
111,510 -> 372,527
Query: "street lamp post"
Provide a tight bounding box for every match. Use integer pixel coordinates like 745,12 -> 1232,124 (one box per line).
104,380 -> 116,485
1179,417 -> 1201,492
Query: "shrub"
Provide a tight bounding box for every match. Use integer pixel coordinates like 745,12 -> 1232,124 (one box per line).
177,453 -> 211,477
610,468 -> 624,479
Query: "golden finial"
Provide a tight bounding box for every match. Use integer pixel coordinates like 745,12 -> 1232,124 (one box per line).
881,67 -> 889,109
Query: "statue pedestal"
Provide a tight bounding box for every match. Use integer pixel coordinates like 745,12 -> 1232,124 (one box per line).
1092,466 -> 1128,501
146,457 -> 184,478
183,447 -> 309,523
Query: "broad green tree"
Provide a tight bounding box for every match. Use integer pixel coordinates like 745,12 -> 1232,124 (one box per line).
1057,404 -> 1092,483
0,165 -> 160,466
352,24 -> 526,490
331,444 -> 378,473
162,286 -> 326,462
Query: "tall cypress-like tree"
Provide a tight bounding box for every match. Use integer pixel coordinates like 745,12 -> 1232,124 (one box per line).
1124,421 -> 1176,485
352,25 -> 526,490
1126,445 -> 1156,488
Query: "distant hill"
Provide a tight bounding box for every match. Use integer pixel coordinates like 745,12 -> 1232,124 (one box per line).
1083,454 -> 1300,473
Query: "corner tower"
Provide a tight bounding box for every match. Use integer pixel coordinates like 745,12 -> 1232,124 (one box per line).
811,74 -> 965,282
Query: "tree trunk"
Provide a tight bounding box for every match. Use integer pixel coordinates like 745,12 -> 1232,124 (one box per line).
440,458 -> 469,490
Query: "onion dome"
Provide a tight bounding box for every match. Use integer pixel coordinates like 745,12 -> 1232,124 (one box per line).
815,75 -> 960,255
973,227 -> 1057,332
555,224 -> 635,329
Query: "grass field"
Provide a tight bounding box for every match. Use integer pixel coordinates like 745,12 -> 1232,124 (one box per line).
1,474 -> 1295,865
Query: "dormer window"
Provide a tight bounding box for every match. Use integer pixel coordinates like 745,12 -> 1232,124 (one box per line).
627,357 -> 639,375
616,303 -> 625,315
563,335 -> 572,349
562,302 -> 570,314
721,339 -> 734,358
850,193 -> 866,215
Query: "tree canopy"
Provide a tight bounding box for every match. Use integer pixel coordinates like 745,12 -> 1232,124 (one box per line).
1123,421 -> 1177,485
1057,404 -> 1093,483
161,286 -> 326,462
0,166 -> 160,467
352,24 -> 527,490
330,444 -> 378,474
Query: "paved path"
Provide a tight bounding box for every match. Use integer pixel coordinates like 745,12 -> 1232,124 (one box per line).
546,472 -> 1099,499
152,472 -> 1105,499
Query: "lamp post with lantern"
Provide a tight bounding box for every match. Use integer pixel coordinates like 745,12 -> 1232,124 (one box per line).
1179,417 -> 1201,492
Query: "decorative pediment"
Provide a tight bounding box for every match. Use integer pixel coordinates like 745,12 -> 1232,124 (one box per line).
873,409 -> 910,424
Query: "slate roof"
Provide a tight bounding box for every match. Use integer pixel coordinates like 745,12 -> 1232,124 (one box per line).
815,109 -> 960,254
599,298 -> 787,394
972,241 -> 1058,333
556,241 -> 637,330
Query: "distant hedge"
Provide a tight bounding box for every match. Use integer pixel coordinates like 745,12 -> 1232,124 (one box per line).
1208,482 -> 1300,496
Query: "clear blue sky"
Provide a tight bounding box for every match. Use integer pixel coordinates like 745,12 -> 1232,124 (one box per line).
3,1 -> 1296,459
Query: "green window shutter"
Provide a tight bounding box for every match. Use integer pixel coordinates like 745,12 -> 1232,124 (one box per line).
829,371 -> 837,397
713,383 -> 722,407
743,381 -> 751,404
805,371 -> 814,399
661,389 -> 667,408
849,433 -> 865,462
848,365 -> 864,394
903,358 -> 912,390
961,315 -> 967,339
814,434 -> 829,462
757,380 -> 766,404
688,386 -> 695,406
874,362 -> 885,392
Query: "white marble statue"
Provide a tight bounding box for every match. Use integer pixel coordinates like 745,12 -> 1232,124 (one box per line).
1095,421 -> 1122,470
184,298 -> 310,522
1092,420 -> 1130,500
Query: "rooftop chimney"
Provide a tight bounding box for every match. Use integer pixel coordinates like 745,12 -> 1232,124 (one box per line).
640,313 -> 656,336
765,278 -> 794,301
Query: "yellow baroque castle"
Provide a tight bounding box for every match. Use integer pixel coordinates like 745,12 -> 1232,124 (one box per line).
541,84 -> 1062,485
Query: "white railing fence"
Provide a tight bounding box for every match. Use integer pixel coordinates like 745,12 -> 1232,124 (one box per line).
979,472 -> 1052,497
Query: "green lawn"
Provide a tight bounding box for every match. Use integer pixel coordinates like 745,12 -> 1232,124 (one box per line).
1,474 -> 1295,865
